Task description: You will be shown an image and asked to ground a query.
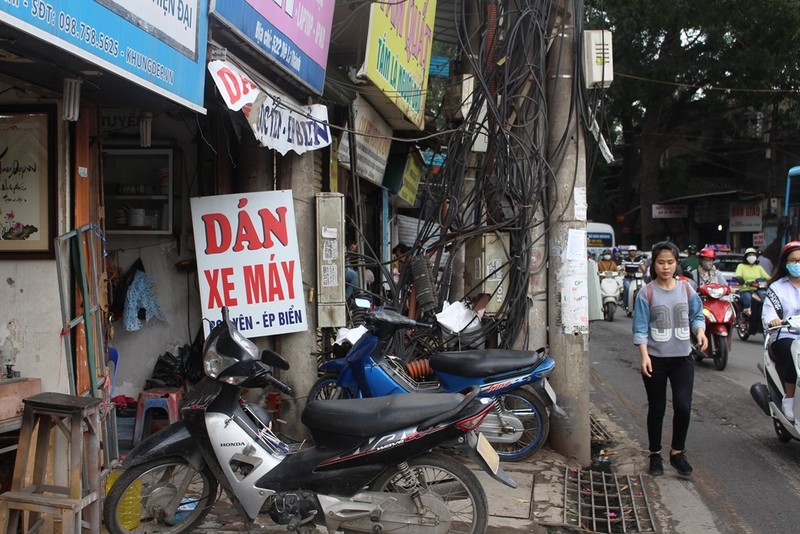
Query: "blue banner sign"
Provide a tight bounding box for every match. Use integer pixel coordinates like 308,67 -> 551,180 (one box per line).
0,0 -> 208,112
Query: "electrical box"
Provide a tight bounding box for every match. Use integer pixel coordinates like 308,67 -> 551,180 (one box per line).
316,193 -> 346,327
583,30 -> 614,88
464,233 -> 510,315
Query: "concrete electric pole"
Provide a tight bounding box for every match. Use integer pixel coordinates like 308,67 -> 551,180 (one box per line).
545,0 -> 591,466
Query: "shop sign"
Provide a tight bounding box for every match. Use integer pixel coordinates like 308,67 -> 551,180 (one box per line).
338,95 -> 392,186
208,60 -> 331,155
358,0 -> 437,129
0,0 -> 208,112
652,204 -> 687,219
730,203 -> 762,232
210,0 -> 334,95
191,190 -> 308,338
753,233 -> 765,247
397,150 -> 423,207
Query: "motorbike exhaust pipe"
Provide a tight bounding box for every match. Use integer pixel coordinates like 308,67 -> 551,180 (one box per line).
750,383 -> 771,416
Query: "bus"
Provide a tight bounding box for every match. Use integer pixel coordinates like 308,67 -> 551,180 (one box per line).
587,222 -> 615,259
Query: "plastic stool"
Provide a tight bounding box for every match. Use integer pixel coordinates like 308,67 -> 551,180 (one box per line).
0,392 -> 102,533
132,388 -> 183,446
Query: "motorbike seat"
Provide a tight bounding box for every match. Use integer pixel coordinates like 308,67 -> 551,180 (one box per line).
302,392 -> 465,438
430,349 -> 546,378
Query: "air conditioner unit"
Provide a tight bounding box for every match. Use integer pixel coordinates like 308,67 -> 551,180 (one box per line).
583,30 -> 614,88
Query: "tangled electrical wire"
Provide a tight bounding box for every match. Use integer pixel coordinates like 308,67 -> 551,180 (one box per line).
341,0 -> 594,357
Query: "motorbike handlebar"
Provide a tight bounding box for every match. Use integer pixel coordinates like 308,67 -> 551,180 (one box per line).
264,372 -> 293,396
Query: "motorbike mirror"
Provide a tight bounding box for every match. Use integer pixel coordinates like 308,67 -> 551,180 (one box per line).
261,349 -> 290,370
353,297 -> 371,309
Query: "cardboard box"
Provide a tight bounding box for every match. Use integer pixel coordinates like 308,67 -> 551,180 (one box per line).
0,378 -> 42,422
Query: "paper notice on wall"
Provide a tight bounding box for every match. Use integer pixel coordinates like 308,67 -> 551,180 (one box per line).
574,187 -> 587,221
561,273 -> 589,334
566,229 -> 587,263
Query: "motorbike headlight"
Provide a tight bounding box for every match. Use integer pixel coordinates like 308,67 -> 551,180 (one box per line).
204,348 -> 239,379
702,308 -> 713,319
709,287 -> 725,299
724,306 -> 735,323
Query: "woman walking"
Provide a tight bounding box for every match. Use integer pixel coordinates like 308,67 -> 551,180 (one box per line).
632,241 -> 707,477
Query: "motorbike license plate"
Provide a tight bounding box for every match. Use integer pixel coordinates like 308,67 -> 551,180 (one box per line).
476,432 -> 500,474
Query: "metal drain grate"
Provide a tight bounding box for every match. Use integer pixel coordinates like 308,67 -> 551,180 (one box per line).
590,414 -> 615,446
563,468 -> 656,533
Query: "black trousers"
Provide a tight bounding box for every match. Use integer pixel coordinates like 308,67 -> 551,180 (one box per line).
770,337 -> 798,387
642,355 -> 694,453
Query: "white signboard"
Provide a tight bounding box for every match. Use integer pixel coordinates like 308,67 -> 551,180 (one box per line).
730,203 -> 762,232
652,204 -> 688,219
191,191 -> 308,338
338,95 -> 392,185
207,60 -> 331,155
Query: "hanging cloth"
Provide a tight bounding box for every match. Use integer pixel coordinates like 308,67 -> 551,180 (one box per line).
123,270 -> 166,331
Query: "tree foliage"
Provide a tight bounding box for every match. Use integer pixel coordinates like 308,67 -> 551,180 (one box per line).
585,0 -> 800,245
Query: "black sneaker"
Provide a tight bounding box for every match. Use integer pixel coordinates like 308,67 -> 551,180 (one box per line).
669,452 -> 693,477
648,454 -> 663,476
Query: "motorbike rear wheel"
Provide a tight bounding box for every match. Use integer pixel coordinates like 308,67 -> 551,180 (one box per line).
368,452 -> 488,534
713,334 -> 728,371
103,457 -> 218,534
491,387 -> 549,461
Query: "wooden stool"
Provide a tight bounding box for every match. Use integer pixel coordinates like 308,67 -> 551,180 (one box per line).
132,388 -> 183,446
0,392 -> 102,533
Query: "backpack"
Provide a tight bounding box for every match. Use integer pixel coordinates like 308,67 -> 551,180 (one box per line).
644,278 -> 692,306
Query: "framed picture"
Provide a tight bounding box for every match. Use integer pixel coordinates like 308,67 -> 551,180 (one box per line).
0,105 -> 56,259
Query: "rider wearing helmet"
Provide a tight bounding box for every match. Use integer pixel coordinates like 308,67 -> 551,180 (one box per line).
597,248 -> 618,272
762,241 -> 800,421
735,247 -> 770,310
692,247 -> 727,287
681,245 -> 700,272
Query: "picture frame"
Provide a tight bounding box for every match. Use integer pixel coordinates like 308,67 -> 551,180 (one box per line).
0,105 -> 56,259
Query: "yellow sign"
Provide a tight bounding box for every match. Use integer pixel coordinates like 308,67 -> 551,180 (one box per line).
361,0 -> 437,130
398,150 -> 423,207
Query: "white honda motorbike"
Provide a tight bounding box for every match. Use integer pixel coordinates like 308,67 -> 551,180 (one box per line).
598,271 -> 622,322
625,272 -> 645,317
750,316 -> 800,442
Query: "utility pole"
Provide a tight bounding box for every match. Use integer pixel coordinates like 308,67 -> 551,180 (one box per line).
545,0 -> 591,466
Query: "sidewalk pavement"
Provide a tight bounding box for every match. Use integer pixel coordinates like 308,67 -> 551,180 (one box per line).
193,408 -> 720,534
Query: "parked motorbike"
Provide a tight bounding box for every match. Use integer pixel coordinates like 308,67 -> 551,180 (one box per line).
625,272 -> 645,317
309,304 -> 564,462
598,270 -> 622,322
735,277 -> 768,341
750,316 -> 800,443
104,307 -> 515,534
691,282 -> 736,370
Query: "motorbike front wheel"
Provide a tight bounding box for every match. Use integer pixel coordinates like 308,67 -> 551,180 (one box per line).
492,388 -> 550,461
308,373 -> 353,403
604,302 -> 616,322
368,452 -> 488,534
735,311 -> 751,341
103,457 -> 218,534
713,334 -> 728,371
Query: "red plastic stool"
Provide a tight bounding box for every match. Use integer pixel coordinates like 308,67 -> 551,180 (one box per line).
132,388 -> 183,446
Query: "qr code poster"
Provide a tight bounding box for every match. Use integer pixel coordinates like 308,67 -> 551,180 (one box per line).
322,264 -> 338,287
322,238 -> 338,261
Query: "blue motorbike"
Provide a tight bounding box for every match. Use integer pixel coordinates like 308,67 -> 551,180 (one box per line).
308,306 -> 563,461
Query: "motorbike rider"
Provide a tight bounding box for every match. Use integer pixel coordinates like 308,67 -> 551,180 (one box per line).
761,241 -> 800,421
597,248 -> 618,272
690,247 -> 728,288
681,245 -> 700,273
757,249 -> 774,275
735,247 -> 770,311
621,246 -> 646,306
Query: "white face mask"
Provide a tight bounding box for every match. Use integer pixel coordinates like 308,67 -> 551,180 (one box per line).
746,255 -> 757,264
602,254 -> 611,260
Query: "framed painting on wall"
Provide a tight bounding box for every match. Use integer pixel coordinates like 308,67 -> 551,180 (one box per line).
0,105 -> 56,259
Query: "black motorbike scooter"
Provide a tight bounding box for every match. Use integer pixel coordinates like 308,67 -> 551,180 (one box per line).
104,307 -> 514,534
735,277 -> 768,341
